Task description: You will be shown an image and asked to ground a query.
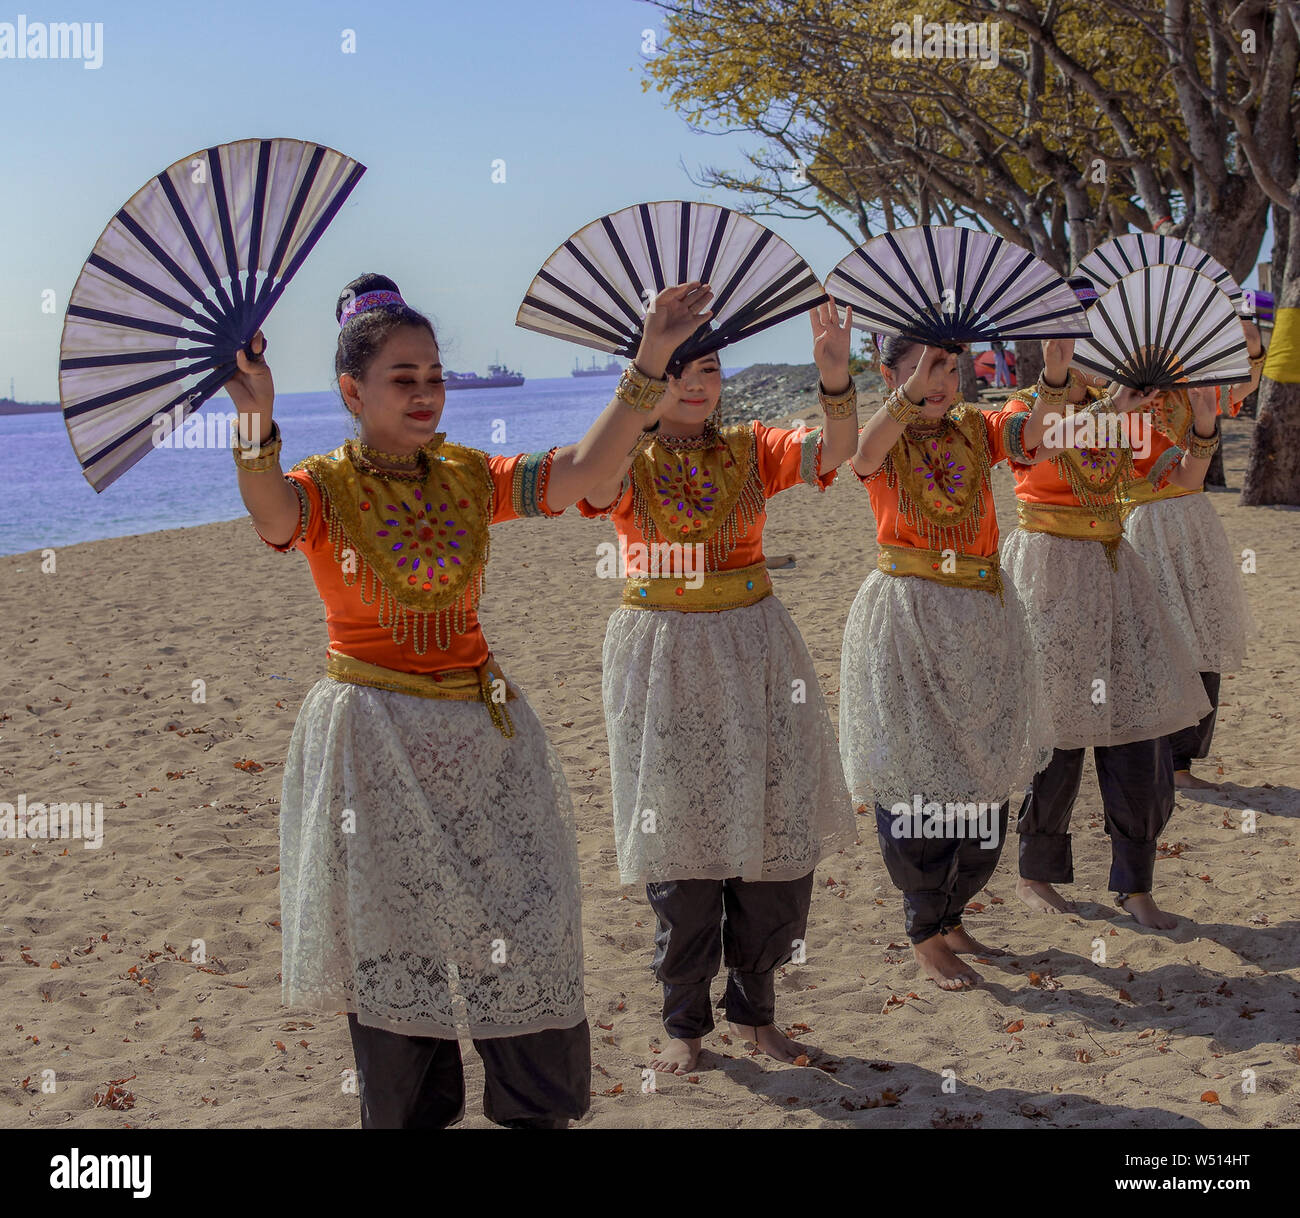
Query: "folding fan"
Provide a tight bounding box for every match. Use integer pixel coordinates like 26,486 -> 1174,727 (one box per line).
1071,265 -> 1251,390
1076,233 -> 1244,310
60,138 -> 366,491
514,200 -> 828,368
825,225 -> 1094,349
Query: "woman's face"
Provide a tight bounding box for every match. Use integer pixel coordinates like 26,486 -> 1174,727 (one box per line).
880,344 -> 960,414
661,354 -> 723,427
340,325 -> 446,451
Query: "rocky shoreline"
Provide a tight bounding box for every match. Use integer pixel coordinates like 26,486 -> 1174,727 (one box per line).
719,361 -> 1017,426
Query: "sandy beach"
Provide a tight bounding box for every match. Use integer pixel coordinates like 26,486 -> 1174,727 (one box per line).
2,407 -> 1297,1129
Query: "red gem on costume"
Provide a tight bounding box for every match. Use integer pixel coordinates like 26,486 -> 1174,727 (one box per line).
408,575 -> 417,584
360,502 -> 371,511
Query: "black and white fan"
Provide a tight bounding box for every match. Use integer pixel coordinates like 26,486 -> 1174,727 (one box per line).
60,138 -> 366,491
1076,233 -> 1244,312
514,200 -> 827,368
825,225 -> 1093,349
1071,264 -> 1251,389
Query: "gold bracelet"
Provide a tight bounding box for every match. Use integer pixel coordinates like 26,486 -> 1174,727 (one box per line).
614,363 -> 668,413
885,386 -> 923,426
1248,349 -> 1266,371
233,420 -> 283,472
1187,424 -> 1220,460
1034,375 -> 1071,408
818,379 -> 858,419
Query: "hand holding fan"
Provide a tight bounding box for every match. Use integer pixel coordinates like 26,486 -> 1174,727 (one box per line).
514,200 -> 828,371
825,225 -> 1093,350
1071,265 -> 1251,390
60,137 -> 366,491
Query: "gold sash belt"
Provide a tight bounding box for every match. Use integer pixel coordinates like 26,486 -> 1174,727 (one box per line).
325,647 -> 516,737
876,544 -> 1003,600
1120,478 -> 1201,515
622,560 -> 773,612
1016,501 -> 1122,571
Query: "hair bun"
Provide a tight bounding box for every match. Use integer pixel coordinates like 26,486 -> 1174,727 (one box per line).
336,272 -> 403,322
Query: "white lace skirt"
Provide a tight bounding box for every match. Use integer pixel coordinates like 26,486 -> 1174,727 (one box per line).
1124,494 -> 1252,673
279,678 -> 585,1040
839,570 -> 1052,810
601,596 -> 857,884
1001,530 -> 1211,750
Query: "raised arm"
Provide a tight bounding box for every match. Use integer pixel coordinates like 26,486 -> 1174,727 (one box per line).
225,332 -> 300,547
810,301 -> 859,469
1166,386 -> 1222,490
545,283 -> 715,511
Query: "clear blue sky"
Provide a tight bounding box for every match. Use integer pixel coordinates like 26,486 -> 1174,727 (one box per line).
0,0 -> 1270,399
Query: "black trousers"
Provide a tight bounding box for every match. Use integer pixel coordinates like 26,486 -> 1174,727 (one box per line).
645,870 -> 815,1040
1169,671 -> 1221,771
1017,738 -> 1174,893
345,1014 -> 591,1129
875,801 -> 1008,943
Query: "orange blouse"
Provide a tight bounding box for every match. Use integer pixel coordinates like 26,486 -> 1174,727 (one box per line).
257,447 -> 561,675
576,421 -> 835,573
855,406 -> 1024,559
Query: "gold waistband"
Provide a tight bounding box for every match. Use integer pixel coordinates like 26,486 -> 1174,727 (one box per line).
325,647 -> 516,737
622,560 -> 773,612
876,544 -> 1003,599
1120,478 -> 1202,511
1016,501 -> 1122,570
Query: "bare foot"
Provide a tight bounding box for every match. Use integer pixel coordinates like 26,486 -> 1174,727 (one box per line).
1174,769 -> 1219,790
728,1021 -> 809,1063
913,934 -> 983,990
943,923 -> 1008,956
1017,877 -> 1076,914
650,1036 -> 702,1074
1118,891 -> 1178,930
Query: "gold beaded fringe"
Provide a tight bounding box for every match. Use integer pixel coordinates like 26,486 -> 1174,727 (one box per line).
318,481 -> 488,654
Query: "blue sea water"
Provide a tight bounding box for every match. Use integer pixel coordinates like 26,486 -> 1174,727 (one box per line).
1,374 -> 736,557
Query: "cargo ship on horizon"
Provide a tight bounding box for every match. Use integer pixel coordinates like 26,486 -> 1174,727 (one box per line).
444,362 -> 525,390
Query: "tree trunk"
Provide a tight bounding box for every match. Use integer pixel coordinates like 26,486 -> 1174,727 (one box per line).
958,349 -> 980,401
1242,209 -> 1300,505
1015,340 -> 1044,392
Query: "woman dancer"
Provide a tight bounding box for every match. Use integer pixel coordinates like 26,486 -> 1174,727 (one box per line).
1003,336 -> 1213,930
225,272 -> 713,1127
839,336 -> 1052,990
577,303 -> 860,1074
1121,321 -> 1265,788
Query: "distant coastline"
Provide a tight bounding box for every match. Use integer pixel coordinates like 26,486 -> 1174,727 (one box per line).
0,399 -> 60,416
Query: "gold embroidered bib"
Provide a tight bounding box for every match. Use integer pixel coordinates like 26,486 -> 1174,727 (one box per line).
885,401 -> 993,549
1049,389 -> 1135,515
1150,388 -> 1193,447
630,423 -> 766,567
293,436 -> 493,653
